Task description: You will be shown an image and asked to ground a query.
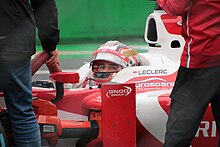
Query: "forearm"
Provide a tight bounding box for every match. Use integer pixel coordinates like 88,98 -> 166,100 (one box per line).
31,0 -> 60,51
157,0 -> 190,16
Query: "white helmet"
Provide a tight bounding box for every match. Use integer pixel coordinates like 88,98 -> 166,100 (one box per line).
91,41 -> 139,69
88,41 -> 139,85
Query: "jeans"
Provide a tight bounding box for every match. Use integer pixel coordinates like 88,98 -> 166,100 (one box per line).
0,58 -> 41,147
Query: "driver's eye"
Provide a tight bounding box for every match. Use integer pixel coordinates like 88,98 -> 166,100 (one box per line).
98,65 -> 106,71
110,65 -> 119,71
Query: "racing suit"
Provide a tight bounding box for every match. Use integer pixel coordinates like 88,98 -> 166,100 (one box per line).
157,0 -> 220,147
0,0 -> 59,146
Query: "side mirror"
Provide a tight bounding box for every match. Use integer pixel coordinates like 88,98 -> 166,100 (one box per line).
50,72 -> 80,84
49,72 -> 80,103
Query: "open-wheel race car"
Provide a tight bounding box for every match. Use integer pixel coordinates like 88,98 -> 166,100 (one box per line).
0,3 -> 218,147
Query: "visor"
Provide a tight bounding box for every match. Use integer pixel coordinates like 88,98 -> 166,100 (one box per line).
91,52 -> 128,67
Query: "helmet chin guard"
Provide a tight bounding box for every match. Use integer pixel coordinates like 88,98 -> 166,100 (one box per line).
92,72 -> 115,84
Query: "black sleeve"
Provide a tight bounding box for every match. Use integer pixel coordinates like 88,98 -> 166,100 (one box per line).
30,0 -> 60,52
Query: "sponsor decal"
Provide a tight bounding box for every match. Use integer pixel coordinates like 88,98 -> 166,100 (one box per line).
195,121 -> 216,137
136,77 -> 174,90
133,69 -> 168,75
106,86 -> 132,98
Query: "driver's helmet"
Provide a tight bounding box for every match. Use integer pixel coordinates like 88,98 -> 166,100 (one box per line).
90,41 -> 139,84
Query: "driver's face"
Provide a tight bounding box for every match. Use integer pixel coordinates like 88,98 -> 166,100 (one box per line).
94,61 -> 121,73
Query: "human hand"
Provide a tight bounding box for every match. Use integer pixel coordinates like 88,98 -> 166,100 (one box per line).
45,49 -> 59,66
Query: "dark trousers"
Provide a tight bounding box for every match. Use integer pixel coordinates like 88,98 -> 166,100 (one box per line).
163,66 -> 220,147
0,58 -> 41,147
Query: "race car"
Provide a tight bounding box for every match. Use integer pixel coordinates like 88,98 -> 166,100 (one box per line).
0,3 -> 218,147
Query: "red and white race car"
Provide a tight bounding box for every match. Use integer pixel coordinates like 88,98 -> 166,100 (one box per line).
0,3 -> 218,147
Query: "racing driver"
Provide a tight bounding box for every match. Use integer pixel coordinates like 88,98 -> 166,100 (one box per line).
73,41 -> 139,88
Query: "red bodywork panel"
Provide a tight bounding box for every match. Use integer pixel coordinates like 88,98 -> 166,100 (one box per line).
102,83 -> 136,147
161,14 -> 182,35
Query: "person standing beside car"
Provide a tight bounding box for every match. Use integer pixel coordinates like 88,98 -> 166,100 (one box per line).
156,0 -> 220,147
0,0 -> 59,146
